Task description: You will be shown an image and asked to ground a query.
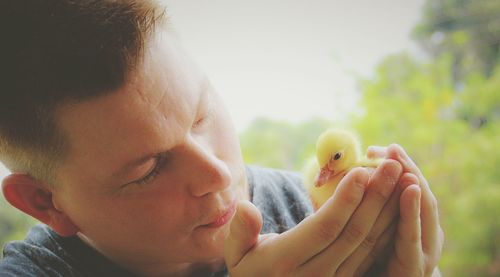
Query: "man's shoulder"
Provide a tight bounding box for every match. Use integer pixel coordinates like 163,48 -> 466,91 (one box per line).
0,224 -> 136,277
246,165 -> 303,190
246,165 -> 313,234
0,224 -> 75,277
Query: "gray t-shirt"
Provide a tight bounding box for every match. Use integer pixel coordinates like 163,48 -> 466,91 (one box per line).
0,165 -> 313,276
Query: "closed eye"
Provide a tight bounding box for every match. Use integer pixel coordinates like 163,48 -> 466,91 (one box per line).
193,109 -> 214,128
129,152 -> 169,186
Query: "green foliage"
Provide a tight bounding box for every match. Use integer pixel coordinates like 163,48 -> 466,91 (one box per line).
240,4 -> 500,272
353,51 -> 500,276
0,197 -> 37,257
239,53 -> 500,276
413,0 -> 500,79
0,1 -> 498,274
239,117 -> 335,171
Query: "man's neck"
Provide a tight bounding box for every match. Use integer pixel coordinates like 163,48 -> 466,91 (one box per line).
130,259 -> 225,277
77,233 -> 225,276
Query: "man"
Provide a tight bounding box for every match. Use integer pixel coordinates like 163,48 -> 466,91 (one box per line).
0,1 -> 443,276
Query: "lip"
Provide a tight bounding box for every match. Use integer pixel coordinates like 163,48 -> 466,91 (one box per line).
202,201 -> 237,229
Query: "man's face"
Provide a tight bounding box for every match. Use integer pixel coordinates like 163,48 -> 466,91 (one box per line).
53,31 -> 248,272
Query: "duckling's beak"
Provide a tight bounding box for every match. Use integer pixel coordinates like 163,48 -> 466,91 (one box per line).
314,166 -> 334,187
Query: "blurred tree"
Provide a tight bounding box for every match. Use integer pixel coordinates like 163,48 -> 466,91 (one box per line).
0,197 -> 37,257
239,117 -> 334,171
353,52 -> 500,277
219,1 -> 500,274
1,1 -> 499,273
413,0 -> 500,82
238,48 -> 500,276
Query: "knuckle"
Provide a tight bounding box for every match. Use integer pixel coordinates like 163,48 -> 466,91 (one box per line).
348,167 -> 370,184
370,187 -> 392,204
382,159 -> 403,179
343,223 -> 367,244
338,183 -> 364,206
316,218 -> 343,242
273,257 -> 295,276
339,190 -> 362,209
373,161 -> 401,190
359,233 -> 378,250
401,172 -> 419,185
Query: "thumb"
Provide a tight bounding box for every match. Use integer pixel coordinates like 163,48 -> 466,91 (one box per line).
224,200 -> 263,269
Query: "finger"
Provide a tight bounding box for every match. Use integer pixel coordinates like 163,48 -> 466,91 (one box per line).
278,168 -> 369,270
366,172 -> 418,268
338,172 -> 418,276
354,220 -> 397,277
367,146 -> 388,159
386,144 -> 440,254
224,201 -> 263,269
299,160 -> 402,275
370,172 -> 419,240
393,184 -> 423,274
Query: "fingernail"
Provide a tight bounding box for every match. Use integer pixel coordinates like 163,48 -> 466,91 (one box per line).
383,161 -> 401,177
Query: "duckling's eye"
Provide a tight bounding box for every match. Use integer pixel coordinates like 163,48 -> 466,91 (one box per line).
333,152 -> 342,160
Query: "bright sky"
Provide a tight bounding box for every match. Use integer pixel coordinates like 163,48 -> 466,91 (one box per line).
163,0 -> 426,130
0,0 -> 426,179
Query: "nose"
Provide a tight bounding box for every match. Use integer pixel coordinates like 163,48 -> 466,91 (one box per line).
178,136 -> 232,197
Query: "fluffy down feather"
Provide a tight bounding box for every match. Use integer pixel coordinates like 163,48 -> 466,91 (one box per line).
303,129 -> 382,210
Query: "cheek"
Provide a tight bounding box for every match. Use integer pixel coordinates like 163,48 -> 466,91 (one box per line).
215,129 -> 239,160
69,186 -> 190,242
212,109 -> 242,161
118,188 -> 190,229
211,110 -> 249,200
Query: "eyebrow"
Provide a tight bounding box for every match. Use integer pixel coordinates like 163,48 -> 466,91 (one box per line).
111,78 -> 211,182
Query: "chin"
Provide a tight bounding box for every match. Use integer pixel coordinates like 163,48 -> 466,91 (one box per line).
191,223 -> 230,261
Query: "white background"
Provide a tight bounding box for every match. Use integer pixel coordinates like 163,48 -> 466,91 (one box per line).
0,0 -> 426,179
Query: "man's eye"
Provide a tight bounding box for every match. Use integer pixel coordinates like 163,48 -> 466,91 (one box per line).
132,152 -> 169,186
193,116 -> 205,127
193,110 -> 214,128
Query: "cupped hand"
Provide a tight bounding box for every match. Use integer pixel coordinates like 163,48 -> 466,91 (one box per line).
225,159 -> 403,276
360,144 -> 444,277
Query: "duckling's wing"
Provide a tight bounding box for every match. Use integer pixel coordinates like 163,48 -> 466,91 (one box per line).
302,158 -> 320,191
356,156 -> 383,168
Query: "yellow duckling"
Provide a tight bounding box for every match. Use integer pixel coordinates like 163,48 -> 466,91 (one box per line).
304,128 -> 382,210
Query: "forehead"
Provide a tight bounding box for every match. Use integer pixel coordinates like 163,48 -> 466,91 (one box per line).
55,31 -> 206,185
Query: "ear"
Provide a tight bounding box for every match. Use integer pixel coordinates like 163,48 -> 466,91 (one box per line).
1,173 -> 79,237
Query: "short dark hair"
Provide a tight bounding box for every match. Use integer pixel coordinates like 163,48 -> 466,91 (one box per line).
0,0 -> 166,183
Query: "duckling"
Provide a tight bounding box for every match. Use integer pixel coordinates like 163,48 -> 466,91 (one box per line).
304,128 -> 382,210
